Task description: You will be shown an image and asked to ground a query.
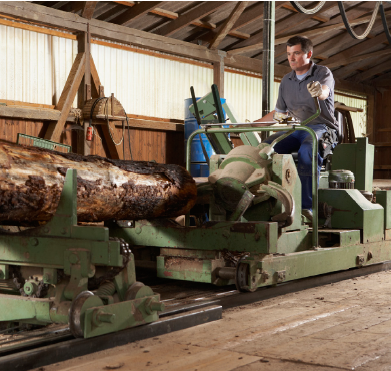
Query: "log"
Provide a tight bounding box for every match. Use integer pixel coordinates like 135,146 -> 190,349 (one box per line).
0,140 -> 197,224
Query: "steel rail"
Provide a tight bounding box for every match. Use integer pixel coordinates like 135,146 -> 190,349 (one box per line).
1,260 -> 391,370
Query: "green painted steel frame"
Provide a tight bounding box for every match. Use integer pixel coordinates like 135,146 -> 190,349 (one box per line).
186,125 -> 320,247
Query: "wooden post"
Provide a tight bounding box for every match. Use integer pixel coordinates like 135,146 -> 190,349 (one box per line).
213,51 -> 225,98
77,24 -> 92,156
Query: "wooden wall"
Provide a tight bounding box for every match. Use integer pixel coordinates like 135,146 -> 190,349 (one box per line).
0,118 -> 185,167
374,88 -> 391,179
88,126 -> 185,166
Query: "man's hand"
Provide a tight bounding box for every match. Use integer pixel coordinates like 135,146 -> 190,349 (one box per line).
273,111 -> 289,122
307,81 -> 322,98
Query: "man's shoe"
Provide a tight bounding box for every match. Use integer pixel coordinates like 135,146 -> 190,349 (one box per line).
302,209 -> 313,222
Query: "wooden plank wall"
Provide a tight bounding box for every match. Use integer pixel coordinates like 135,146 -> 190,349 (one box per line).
88,125 -> 184,165
0,118 -> 185,166
374,88 -> 391,179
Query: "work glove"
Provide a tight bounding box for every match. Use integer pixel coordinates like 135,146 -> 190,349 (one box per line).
273,111 -> 288,122
307,81 -> 322,98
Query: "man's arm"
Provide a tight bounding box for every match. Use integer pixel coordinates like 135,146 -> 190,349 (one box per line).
307,81 -> 330,101
319,85 -> 330,101
254,110 -> 276,123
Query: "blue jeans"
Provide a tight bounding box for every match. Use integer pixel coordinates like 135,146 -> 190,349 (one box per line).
264,124 -> 328,211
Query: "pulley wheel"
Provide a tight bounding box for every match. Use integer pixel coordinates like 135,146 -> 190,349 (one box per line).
69,291 -> 103,338
125,281 -> 154,301
235,262 -> 257,293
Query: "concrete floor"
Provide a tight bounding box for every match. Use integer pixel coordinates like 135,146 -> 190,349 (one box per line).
33,270 -> 391,371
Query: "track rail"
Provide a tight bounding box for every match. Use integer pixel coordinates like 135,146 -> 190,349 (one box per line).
1,261 -> 391,371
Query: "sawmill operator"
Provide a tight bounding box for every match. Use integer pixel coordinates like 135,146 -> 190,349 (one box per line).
256,35 -> 339,222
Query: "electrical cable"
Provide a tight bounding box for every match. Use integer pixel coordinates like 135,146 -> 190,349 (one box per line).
338,1 -> 380,40
380,2 -> 391,45
290,1 -> 326,14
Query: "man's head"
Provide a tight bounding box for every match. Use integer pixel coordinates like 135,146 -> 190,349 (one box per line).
286,36 -> 313,75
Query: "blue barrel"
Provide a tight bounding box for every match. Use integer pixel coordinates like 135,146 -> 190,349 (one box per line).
184,97 -> 226,177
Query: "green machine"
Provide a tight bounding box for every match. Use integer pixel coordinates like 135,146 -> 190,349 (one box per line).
108,86 -> 391,292
0,169 -> 164,338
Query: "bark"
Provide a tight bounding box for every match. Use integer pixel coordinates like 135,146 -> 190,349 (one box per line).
0,141 -> 197,224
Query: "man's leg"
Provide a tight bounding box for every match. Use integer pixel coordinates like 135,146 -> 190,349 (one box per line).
263,131 -> 301,154
297,124 -> 328,212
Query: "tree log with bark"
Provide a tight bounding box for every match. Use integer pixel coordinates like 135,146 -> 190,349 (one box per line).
0,140 -> 197,224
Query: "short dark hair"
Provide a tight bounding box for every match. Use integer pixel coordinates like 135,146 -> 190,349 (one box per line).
287,36 -> 313,56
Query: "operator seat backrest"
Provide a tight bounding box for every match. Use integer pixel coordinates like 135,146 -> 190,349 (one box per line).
334,110 -> 344,144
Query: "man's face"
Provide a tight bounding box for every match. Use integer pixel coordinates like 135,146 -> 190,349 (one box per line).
287,44 -> 312,73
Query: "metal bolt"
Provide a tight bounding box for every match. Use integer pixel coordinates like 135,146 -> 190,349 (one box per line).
357,255 -> 365,265
96,311 -> 116,324
24,282 -> 37,295
69,254 -> 79,264
276,270 -> 286,282
145,299 -> 165,315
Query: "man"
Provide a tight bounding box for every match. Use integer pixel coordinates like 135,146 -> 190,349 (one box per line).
259,35 -> 338,221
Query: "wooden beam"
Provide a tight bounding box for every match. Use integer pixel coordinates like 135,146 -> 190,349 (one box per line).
154,2 -> 228,37
334,78 -> 372,96
209,1 -> 249,50
325,49 -> 391,69
152,8 -> 177,19
230,2 -> 264,31
111,1 -> 164,26
111,3 -> 248,39
374,165 -> 391,169
275,1 -> 337,36
81,1 -> 98,20
100,120 -> 124,160
319,33 -> 390,69
123,118 -> 183,132
96,4 -> 126,21
230,6 -> 391,56
352,59 -> 391,83
224,2 -> 289,54
90,56 -> 102,98
45,53 -> 86,142
0,106 -> 77,122
229,11 -> 387,56
373,143 -> 391,147
281,2 -> 330,23
334,103 -> 364,112
213,51 -> 225,97
77,29 -> 92,156
0,1 -> 88,32
333,54 -> 391,80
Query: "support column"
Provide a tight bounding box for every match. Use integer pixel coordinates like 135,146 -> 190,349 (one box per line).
261,2 -> 275,118
213,51 -> 225,97
77,24 -> 92,156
